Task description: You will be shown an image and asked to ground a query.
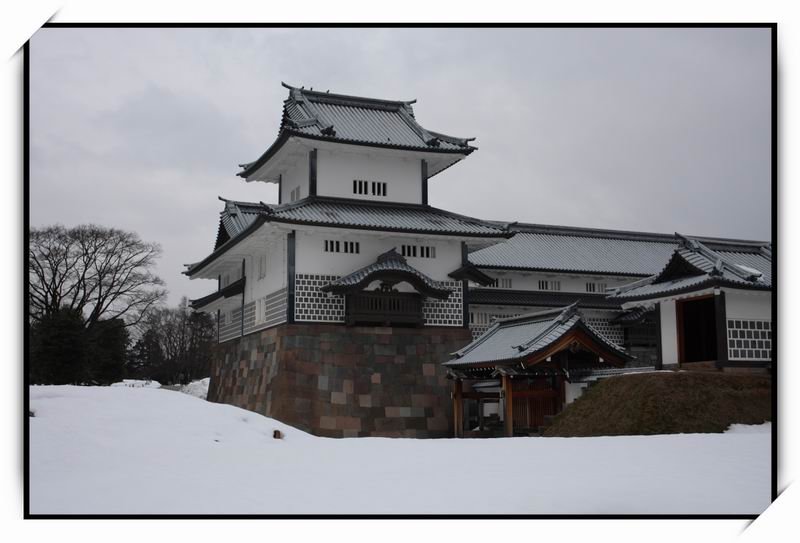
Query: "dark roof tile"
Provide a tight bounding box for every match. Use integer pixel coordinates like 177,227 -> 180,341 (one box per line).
469,288 -> 622,310
609,234 -> 772,301
445,304 -> 631,367
239,84 -> 475,178
321,248 -> 452,299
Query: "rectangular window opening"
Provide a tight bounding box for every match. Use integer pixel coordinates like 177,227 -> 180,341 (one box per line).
324,240 -> 360,255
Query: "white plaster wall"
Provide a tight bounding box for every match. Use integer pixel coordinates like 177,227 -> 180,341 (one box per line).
294,229 -> 462,282
480,270 -> 636,294
279,155 -> 309,204
469,305 -> 542,326
468,305 -> 618,324
724,289 -> 771,320
565,382 -> 588,405
218,262 -> 243,288
482,402 -> 499,417
659,300 -> 679,366
316,148 -> 421,204
244,235 -> 287,303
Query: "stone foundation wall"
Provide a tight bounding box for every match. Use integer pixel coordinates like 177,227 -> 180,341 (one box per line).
208,323 -> 473,438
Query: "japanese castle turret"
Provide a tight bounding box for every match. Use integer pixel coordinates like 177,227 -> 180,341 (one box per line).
186,83 -> 772,439
185,83 -> 509,437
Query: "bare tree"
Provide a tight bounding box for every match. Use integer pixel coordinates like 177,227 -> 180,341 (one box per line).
131,298 -> 214,384
29,224 -> 167,328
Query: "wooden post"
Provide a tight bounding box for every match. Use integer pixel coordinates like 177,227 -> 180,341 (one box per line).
453,379 -> 463,438
502,374 -> 514,437
676,299 -> 685,366
555,373 -> 564,413
478,399 -> 484,431
421,159 -> 429,205
654,302 -> 663,370
308,149 -> 317,196
714,290 -> 728,369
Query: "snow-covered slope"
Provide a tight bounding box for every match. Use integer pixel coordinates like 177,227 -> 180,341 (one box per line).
29,385 -> 771,515
177,377 -> 209,399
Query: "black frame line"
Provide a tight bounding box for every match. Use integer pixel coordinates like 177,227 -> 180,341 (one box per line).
22,21 -> 778,520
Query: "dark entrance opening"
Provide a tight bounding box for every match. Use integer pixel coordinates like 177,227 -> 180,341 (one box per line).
678,296 -> 717,363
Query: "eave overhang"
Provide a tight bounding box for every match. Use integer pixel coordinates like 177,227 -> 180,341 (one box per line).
263,213 -> 511,239
444,323 -> 632,369
445,305 -> 632,369
448,263 -> 495,286
257,196 -> 512,240
320,248 -> 452,300
610,306 -> 654,326
184,216 -> 268,278
469,288 -> 622,310
471,263 -> 652,278
607,234 -> 772,304
610,276 -> 771,304
189,277 -> 245,311
238,130 -> 473,181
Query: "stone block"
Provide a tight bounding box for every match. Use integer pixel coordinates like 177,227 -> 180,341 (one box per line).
375,344 -> 396,356
340,416 -> 361,431
411,394 -> 433,408
375,418 -> 405,432
320,416 -> 337,430
210,322 -> 470,439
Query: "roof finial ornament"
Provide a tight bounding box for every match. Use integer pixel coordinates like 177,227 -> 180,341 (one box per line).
675,232 -> 697,249
224,200 -> 238,216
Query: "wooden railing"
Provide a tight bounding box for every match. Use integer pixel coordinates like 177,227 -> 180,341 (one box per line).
345,292 -> 423,326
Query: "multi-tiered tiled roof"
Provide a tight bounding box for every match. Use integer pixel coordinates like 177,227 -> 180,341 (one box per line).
238,83 -> 476,179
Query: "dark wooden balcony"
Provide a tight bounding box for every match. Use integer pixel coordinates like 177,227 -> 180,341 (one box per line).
345,291 -> 423,327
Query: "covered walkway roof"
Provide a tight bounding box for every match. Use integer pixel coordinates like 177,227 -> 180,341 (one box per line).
445,304 -> 633,369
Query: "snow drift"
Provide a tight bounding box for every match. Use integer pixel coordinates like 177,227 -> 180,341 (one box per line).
29,385 -> 771,515
177,377 -> 210,399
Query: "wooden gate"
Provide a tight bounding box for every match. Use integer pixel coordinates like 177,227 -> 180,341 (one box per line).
511,377 -> 561,430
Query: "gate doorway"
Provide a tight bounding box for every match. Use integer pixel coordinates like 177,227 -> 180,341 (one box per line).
677,296 -> 717,363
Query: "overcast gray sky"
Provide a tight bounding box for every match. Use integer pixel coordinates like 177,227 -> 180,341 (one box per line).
29,27 -> 772,305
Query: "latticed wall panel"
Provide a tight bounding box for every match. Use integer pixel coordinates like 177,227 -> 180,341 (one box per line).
294,274 -> 346,323
727,318 -> 772,361
422,281 -> 463,327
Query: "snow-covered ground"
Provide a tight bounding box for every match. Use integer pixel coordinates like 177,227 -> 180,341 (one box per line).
29,385 -> 771,515
176,377 -> 209,399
